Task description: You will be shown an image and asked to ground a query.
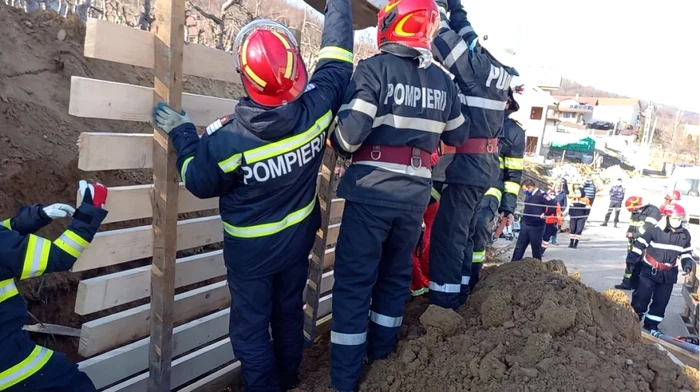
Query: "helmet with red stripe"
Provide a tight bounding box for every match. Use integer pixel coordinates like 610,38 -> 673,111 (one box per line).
665,189 -> 681,201
662,202 -> 686,229
234,20 -> 307,107
624,196 -> 643,212
377,0 -> 440,51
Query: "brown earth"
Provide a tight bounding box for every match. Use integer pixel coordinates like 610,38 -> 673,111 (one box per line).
295,260 -> 699,392
0,3 -> 243,360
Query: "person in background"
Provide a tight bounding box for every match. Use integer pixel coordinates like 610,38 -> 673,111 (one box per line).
614,196 -> 662,290
511,179 -> 556,261
0,181 -> 108,392
568,187 -> 590,248
551,182 -> 568,245
628,203 -> 693,332
582,178 -> 597,223
602,178 -> 625,227
540,187 -> 562,256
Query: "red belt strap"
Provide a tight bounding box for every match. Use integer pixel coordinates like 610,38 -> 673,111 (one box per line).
644,253 -> 675,271
353,145 -> 432,169
441,138 -> 499,154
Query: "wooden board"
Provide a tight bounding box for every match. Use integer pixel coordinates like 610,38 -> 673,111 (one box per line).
327,223 -> 340,245
84,19 -> 239,84
323,247 -> 336,269
75,250 -> 226,315
79,309 -> 230,389
69,76 -> 238,127
78,183 -> 218,224
79,281 -> 230,357
103,338 -> 235,392
178,361 -> 241,392
72,215 -> 223,272
78,133 -> 153,171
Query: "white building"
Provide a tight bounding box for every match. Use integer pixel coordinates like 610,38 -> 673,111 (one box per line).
591,98 -> 642,128
511,86 -> 558,157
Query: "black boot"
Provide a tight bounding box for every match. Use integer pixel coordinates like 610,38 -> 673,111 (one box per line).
601,222 -> 608,227
568,239 -> 574,248
614,277 -> 632,290
573,239 -> 579,248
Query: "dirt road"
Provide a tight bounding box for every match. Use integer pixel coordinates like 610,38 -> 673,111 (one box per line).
541,176 -> 690,337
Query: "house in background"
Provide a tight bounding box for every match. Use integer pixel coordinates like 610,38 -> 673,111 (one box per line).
512,85 -> 558,157
551,95 -> 598,124
591,98 -> 642,129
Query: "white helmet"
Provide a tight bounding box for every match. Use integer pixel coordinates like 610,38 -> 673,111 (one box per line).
478,33 -> 518,69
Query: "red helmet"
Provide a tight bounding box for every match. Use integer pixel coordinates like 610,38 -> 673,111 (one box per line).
377,0 -> 440,51
666,190 -> 682,201
624,196 -> 643,212
662,202 -> 686,217
234,20 -> 308,107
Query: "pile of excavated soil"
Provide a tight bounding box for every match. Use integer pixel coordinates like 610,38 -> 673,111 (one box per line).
0,3 -> 244,359
296,259 -> 699,391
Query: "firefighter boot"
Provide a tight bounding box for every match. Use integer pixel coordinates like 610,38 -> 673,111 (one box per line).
573,239 -> 579,249
568,239 -> 574,248
614,276 -> 633,290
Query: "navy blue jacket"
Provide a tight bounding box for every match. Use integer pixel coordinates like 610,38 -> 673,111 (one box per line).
522,189 -> 556,226
609,184 -> 625,203
496,118 -> 525,214
628,222 -> 693,284
0,204 -> 106,342
331,51 -> 468,212
431,4 -> 518,187
169,0 -> 353,278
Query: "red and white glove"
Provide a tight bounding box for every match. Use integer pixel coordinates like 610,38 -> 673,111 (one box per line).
79,180 -> 108,208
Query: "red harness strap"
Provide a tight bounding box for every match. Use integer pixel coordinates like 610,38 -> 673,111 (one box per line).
644,253 -> 676,271
441,138 -> 499,154
352,145 -> 432,169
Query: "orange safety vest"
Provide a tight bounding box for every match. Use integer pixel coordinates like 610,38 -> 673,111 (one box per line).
545,202 -> 562,225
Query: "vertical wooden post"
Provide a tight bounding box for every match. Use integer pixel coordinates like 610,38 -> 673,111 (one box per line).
148,0 -> 185,389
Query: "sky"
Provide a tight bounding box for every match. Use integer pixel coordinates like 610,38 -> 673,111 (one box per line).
292,0 -> 700,112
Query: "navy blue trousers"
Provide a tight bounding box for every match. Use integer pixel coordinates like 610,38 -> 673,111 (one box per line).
428,183 -> 486,310
511,222 -> 546,261
0,332 -> 95,392
330,201 -> 423,391
227,248 -> 310,392
468,194 -> 499,292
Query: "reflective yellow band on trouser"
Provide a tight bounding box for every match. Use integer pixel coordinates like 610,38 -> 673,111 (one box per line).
498,156 -> 505,169
504,181 -> 520,195
0,345 -> 53,391
318,46 -> 353,63
223,193 -> 317,238
431,187 -> 441,201
1,219 -> 10,230
504,157 -> 524,170
472,250 -> 486,264
21,235 -> 51,280
53,230 -> 89,259
484,187 -> 502,205
0,279 -> 19,304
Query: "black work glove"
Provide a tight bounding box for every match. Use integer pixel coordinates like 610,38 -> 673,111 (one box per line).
447,0 -> 461,11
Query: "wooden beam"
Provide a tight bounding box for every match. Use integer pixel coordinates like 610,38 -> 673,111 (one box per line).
79,309 -> 229,389
79,281 -> 230,358
77,183 -> 218,224
150,10 -> 186,384
69,76 -> 238,126
323,247 -> 336,269
75,250 -> 226,315
327,223 -> 341,245
104,338 -> 235,392
83,19 -> 239,84
330,198 -> 345,220
72,215 -> 223,272
78,133 -> 153,171
22,323 -> 81,337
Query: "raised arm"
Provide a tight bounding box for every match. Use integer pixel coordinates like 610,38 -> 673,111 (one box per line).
447,0 -> 479,44
307,0 -> 354,115
1,205 -> 52,235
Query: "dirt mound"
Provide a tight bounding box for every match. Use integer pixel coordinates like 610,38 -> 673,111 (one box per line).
296,260 -> 699,391
0,3 -> 244,359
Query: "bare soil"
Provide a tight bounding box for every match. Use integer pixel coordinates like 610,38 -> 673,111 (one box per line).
0,3 -> 243,360
295,259 -> 699,392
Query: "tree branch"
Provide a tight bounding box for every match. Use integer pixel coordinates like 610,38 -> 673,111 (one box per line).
188,0 -> 222,25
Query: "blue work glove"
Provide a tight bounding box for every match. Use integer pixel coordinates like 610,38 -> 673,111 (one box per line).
153,102 -> 192,134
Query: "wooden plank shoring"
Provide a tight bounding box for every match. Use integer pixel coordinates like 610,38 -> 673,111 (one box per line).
83,19 -> 239,84
69,76 -> 238,127
72,215 -> 223,272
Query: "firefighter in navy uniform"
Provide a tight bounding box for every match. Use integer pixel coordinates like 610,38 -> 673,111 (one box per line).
467,88 -> 525,292
627,203 -> 694,331
429,0 -> 519,309
0,181 -> 108,392
511,179 -> 557,261
327,0 -> 469,388
615,196 -> 662,290
152,4 -> 354,390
